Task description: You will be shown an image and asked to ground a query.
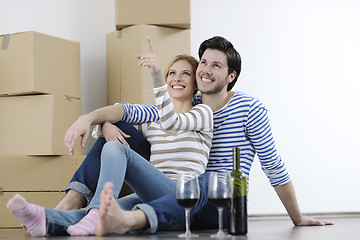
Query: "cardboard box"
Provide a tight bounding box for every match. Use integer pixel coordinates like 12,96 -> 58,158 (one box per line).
0,94 -> 82,155
0,31 -> 81,98
106,25 -> 190,105
115,0 -> 190,30
0,155 -> 85,191
0,192 -> 66,227
0,154 -> 132,227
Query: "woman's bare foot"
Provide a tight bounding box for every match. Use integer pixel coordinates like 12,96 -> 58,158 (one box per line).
95,182 -> 149,236
55,189 -> 87,211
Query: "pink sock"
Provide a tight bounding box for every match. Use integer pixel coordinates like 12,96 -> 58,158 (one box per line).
7,194 -> 46,237
67,208 -> 99,236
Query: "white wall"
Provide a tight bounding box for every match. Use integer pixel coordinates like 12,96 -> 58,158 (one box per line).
1,0 -> 359,215
191,0 -> 360,215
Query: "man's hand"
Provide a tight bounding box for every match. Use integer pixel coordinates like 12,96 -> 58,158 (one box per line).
64,115 -> 92,155
293,215 -> 334,226
274,181 -> 334,227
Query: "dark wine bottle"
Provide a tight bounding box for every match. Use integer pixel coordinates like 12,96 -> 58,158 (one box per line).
228,147 -> 247,235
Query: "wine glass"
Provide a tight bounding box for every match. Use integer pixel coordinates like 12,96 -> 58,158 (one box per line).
208,172 -> 233,238
176,173 -> 200,238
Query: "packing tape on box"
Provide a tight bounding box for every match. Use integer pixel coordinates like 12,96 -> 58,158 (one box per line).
1,34 -> 10,50
65,95 -> 80,101
65,95 -> 72,101
117,30 -> 122,39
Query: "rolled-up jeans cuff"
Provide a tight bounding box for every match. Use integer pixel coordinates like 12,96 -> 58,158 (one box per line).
65,181 -> 93,206
131,204 -> 158,234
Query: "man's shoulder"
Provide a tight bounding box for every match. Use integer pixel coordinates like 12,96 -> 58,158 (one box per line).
230,91 -> 267,111
233,91 -> 256,100
231,91 -> 259,104
233,91 -> 267,112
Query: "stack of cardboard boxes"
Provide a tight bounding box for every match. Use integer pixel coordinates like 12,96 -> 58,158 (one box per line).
0,31 -> 85,227
107,0 -> 191,105
0,0 -> 191,227
106,0 -> 191,196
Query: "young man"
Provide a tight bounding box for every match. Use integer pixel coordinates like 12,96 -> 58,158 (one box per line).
94,36 -> 333,236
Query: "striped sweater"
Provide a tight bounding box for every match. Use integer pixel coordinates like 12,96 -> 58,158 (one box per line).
121,70 -> 213,181
119,91 -> 291,186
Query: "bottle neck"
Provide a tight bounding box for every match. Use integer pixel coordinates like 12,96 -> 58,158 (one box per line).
232,147 -> 241,170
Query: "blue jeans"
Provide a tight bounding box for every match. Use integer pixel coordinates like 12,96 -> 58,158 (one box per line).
65,122 -> 220,233
45,141 -> 176,235
141,172 -> 223,233
66,122 -> 151,205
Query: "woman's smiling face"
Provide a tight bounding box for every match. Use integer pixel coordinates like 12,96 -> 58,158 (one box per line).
166,59 -> 196,101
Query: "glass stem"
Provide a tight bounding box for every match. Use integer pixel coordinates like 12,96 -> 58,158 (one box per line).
185,209 -> 191,234
218,208 -> 224,232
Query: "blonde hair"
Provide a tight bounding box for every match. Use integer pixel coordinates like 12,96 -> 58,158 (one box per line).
165,54 -> 199,79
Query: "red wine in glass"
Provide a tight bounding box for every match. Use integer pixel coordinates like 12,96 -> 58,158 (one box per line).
177,198 -> 199,209
209,198 -> 231,209
208,172 -> 232,238
176,173 -> 200,238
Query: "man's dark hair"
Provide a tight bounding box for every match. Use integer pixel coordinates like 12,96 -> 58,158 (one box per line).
198,36 -> 241,91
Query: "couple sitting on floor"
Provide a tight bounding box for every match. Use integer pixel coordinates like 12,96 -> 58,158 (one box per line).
7,36 -> 332,237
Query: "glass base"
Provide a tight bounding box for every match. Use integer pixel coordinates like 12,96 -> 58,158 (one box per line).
210,230 -> 231,238
178,231 -> 199,238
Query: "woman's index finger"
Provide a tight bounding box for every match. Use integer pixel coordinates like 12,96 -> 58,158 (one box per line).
147,37 -> 155,54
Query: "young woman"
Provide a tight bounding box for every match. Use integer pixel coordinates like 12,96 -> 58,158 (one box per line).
7,39 -> 213,237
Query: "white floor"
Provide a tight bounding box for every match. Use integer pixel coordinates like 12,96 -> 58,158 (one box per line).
1,214 -> 359,240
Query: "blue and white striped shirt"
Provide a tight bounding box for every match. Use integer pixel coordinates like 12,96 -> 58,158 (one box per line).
119,91 -> 290,186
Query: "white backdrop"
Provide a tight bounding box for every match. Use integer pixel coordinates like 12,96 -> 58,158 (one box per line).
190,0 -> 360,215
1,0 -> 359,216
